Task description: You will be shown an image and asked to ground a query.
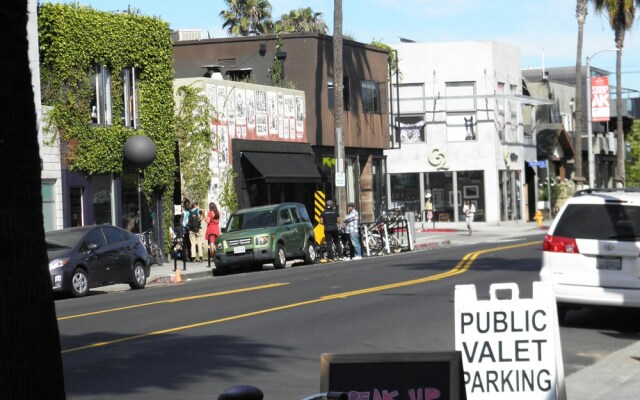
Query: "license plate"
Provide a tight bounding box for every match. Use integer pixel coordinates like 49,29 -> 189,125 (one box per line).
597,256 -> 621,270
233,246 -> 246,254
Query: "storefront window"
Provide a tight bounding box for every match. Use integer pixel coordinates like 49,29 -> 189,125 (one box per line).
92,174 -> 113,225
457,171 -> 485,222
390,173 -> 421,216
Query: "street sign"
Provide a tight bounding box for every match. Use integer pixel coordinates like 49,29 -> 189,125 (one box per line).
335,171 -> 346,187
527,160 -> 547,168
455,282 -> 566,400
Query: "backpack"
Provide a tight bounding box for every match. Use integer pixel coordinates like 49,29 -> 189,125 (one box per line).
188,208 -> 201,231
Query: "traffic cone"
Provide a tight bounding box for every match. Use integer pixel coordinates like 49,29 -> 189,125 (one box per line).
173,268 -> 183,284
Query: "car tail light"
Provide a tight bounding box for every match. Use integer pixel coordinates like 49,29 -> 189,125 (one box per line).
543,235 -> 579,254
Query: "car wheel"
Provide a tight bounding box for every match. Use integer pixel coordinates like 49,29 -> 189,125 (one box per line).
71,268 -> 89,297
273,244 -> 286,269
129,261 -> 147,290
303,241 -> 317,265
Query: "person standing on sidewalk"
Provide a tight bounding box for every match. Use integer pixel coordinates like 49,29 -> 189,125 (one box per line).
343,202 -> 362,260
463,200 -> 475,235
320,200 -> 342,261
183,200 -> 204,262
423,193 -> 434,228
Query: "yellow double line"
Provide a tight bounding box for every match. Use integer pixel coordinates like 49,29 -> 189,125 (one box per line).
61,241 -> 539,354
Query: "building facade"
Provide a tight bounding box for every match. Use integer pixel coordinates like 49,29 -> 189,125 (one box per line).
386,41 -> 549,224
172,32 -> 390,222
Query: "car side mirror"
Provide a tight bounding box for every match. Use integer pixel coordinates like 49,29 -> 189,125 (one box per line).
85,242 -> 100,251
283,218 -> 292,225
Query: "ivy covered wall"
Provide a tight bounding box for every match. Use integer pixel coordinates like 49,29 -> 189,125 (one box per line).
38,3 -> 176,247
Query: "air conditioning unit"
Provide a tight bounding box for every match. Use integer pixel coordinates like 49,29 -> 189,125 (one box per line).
170,29 -> 203,42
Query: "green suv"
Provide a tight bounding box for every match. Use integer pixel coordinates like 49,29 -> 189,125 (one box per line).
213,203 -> 317,274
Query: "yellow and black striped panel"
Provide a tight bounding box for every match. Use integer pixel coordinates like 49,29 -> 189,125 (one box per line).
314,191 -> 325,223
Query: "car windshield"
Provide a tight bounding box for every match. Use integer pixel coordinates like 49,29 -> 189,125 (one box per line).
45,229 -> 86,250
554,204 -> 640,241
226,210 -> 277,232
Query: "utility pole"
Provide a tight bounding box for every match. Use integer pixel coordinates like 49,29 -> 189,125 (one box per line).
333,0 -> 345,215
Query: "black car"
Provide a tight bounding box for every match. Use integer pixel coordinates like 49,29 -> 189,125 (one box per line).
46,225 -> 151,297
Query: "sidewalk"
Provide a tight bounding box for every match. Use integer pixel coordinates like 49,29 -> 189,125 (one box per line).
146,220 -> 548,286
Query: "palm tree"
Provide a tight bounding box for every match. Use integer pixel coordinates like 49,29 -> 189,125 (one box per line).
573,0 -> 589,184
274,7 -> 328,34
219,0 -> 273,36
2,0 -> 65,397
593,0 -> 640,187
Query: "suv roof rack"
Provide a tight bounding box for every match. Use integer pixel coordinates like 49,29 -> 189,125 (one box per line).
573,188 -> 640,197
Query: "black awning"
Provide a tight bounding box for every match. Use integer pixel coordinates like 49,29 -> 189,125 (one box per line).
242,152 -> 321,183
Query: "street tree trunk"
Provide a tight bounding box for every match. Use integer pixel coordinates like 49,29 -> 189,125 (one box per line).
333,0 -> 345,214
0,1 -> 66,398
573,0 -> 588,183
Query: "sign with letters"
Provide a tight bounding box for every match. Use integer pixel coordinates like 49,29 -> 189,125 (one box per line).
591,76 -> 610,122
320,352 -> 466,400
454,282 -> 565,400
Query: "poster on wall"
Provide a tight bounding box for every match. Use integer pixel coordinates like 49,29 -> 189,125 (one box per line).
295,96 -> 304,137
227,91 -> 236,138
216,86 -> 227,124
205,84 -> 216,113
246,90 -> 256,131
284,95 -> 294,117
268,91 -> 279,136
256,90 -> 267,113
236,89 -> 246,126
257,114 -> 268,137
278,93 -> 284,138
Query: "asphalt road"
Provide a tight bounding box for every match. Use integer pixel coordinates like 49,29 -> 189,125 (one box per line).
54,235 -> 640,399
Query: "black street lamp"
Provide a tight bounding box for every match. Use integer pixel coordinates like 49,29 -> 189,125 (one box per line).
123,135 -> 157,234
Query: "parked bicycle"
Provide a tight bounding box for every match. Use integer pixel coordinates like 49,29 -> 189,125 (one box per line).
362,211 -> 403,256
137,228 -> 164,266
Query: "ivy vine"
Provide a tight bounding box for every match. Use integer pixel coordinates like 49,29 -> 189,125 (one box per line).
175,83 -> 214,206
38,3 -> 176,249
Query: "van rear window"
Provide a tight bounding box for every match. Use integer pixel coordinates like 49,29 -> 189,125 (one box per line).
554,204 -> 640,241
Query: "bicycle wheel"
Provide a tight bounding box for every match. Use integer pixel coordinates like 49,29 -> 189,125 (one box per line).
388,234 -> 402,253
151,243 -> 164,266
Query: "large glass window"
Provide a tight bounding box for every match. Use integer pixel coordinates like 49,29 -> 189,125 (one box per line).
446,81 -> 476,142
92,174 -> 113,225
456,171 -> 485,222
42,181 -> 55,232
390,174 -> 420,216
361,80 -> 380,114
91,65 -> 112,125
121,67 -> 141,128
328,76 -> 350,111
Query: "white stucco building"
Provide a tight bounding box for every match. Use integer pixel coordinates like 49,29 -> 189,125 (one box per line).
385,40 -> 550,224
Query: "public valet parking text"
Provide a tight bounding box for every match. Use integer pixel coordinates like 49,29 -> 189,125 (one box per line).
459,309 -> 551,394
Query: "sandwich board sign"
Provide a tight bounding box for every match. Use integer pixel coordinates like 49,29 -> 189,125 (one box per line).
454,282 -> 566,400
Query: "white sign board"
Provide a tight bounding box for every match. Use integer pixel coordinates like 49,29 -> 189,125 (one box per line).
335,171 -> 346,187
454,282 -> 565,400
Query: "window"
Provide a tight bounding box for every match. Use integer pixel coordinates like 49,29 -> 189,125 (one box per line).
85,228 -> 107,248
361,80 -> 380,113
121,67 -> 141,128
328,76 -> 350,111
42,181 -> 55,232
91,65 -> 113,125
103,227 -> 125,245
397,115 -> 425,143
93,174 -> 114,225
445,81 -> 477,142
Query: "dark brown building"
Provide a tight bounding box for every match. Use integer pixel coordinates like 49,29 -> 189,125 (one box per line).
173,32 -> 390,221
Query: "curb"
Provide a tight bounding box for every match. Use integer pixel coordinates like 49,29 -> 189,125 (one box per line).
414,240 -> 452,250
148,269 -> 214,286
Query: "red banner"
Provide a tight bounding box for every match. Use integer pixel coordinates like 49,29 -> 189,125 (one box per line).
591,76 -> 610,122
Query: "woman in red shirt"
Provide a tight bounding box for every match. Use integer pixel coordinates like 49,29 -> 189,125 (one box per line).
205,202 -> 221,256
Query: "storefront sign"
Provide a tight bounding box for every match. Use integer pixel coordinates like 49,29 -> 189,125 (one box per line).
591,76 -> 610,122
455,282 -> 566,400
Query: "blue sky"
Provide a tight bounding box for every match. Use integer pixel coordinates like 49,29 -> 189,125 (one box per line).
53,0 -> 640,94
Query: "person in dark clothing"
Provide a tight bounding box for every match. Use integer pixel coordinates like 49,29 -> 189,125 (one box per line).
320,199 -> 342,261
